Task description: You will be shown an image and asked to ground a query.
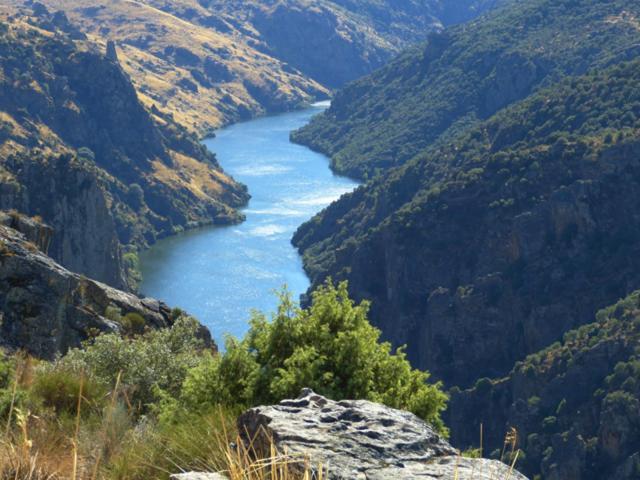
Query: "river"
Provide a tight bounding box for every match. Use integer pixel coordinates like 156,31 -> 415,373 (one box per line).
139,103 -> 358,345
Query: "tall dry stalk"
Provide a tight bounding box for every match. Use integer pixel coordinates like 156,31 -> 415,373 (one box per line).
71,373 -> 84,480
90,371 -> 122,480
4,356 -> 22,437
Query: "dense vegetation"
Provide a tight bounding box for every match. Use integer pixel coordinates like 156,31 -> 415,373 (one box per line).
293,0 -> 640,178
290,1 -> 640,478
294,55 -> 640,386
0,283 -> 446,478
449,290 -> 640,480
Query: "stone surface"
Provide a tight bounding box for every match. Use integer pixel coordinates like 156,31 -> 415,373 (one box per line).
0,218 -> 211,359
170,474 -> 227,480
0,211 -> 53,254
238,389 -> 528,479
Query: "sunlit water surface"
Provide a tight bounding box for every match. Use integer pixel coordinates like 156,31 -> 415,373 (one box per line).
139,104 -> 358,344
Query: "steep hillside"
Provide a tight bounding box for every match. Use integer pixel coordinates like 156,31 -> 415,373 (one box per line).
448,291 -> 640,480
293,0 -> 640,178
11,0 -> 500,136
0,12 -> 248,288
294,57 -> 640,387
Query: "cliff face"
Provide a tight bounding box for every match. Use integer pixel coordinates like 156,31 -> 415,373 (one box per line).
0,155 -> 126,290
0,12 -> 248,289
250,0 -> 443,89
447,292 -> 640,480
0,214 -> 202,360
294,59 -> 640,388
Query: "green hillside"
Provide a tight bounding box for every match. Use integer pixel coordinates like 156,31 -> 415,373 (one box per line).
292,0 -> 640,178
449,290 -> 640,480
294,56 -> 640,387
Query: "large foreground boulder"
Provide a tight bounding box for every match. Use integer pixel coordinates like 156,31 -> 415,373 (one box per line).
237,389 -> 528,479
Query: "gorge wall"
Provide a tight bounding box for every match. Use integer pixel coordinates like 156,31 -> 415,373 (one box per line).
0,9 -> 248,289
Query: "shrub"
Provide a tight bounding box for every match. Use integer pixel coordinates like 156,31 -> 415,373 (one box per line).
31,368 -> 107,417
122,253 -> 142,291
76,146 -> 95,162
181,281 -> 448,433
57,316 -> 205,412
542,416 -> 557,433
121,312 -> 146,336
474,377 -> 493,395
127,183 -> 145,210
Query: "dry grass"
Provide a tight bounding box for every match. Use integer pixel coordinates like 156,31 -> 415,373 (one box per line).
1,358 -> 520,480
4,0 -> 327,135
0,358 -> 321,480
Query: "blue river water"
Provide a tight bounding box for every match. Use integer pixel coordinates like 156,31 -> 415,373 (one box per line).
139,103 -> 358,345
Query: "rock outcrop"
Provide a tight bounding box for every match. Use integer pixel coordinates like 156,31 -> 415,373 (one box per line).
237,389 -> 528,479
0,215 -> 200,359
0,154 -> 128,290
0,12 -> 248,289
0,211 -> 52,253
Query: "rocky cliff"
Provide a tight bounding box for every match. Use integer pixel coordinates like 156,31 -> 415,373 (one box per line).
447,291 -> 640,480
0,214 -> 207,359
0,154 -> 128,289
294,58 -> 640,389
0,11 -> 248,289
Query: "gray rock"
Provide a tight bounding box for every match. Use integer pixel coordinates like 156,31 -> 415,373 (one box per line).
106,40 -> 119,63
0,211 -> 52,253
170,473 -> 227,480
0,218 -> 212,359
237,389 -> 528,479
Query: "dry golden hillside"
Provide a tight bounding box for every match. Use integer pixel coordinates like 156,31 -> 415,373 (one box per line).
10,0 -> 328,136
0,10 -> 249,287
5,0 -> 473,136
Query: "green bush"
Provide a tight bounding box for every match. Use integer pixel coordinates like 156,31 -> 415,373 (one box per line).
474,377 -> 493,395
121,312 -> 146,336
57,316 -> 205,412
181,281 -> 448,433
122,252 -> 143,291
31,368 -> 107,416
0,353 -> 13,389
542,416 -> 557,433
